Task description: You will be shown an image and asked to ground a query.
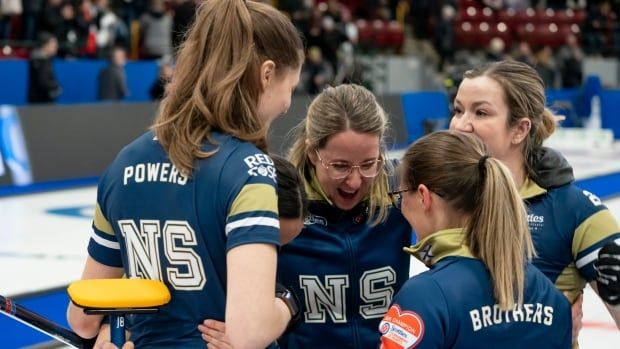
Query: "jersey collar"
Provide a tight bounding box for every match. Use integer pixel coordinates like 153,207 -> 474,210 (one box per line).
403,228 -> 475,267
519,176 -> 547,199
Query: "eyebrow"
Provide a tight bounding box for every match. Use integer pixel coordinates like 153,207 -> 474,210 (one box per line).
454,99 -> 494,108
328,156 -> 380,164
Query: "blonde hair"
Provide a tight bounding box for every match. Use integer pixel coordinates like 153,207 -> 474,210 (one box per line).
288,84 -> 392,225
153,0 -> 304,175
402,131 -> 535,310
463,60 -> 559,179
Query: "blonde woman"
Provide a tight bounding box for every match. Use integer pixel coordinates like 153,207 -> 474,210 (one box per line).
380,131 -> 571,348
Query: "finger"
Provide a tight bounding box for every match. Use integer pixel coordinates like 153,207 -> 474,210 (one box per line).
203,319 -> 227,331
202,332 -> 228,349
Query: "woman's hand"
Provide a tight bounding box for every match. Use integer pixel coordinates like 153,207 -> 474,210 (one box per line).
198,319 -> 233,349
93,323 -> 134,349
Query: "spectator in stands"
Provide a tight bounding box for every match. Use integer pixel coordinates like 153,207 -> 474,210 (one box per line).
556,33 -> 584,88
433,3 -> 456,71
320,15 -> 348,73
40,0 -> 66,40
302,46 -> 334,95
512,40 -> 536,66
76,0 -> 98,57
94,0 -> 129,58
583,0 -> 617,56
486,37 -> 509,62
0,0 -> 22,40
534,45 -> 558,89
97,46 -> 128,101
22,0 -> 44,42
149,57 -> 174,100
139,0 -> 173,59
27,32 -> 61,104
409,0 -> 433,39
53,2 -> 84,57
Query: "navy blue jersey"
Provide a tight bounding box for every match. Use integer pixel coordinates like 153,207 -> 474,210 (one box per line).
380,228 -> 572,349
277,170 -> 412,349
88,131 -> 280,347
521,178 -> 620,302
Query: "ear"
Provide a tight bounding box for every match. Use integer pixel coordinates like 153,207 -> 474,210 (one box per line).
417,184 -> 433,211
260,60 -> 276,90
511,117 -> 532,145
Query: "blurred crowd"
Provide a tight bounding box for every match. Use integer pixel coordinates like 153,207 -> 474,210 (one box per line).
1,0 -> 617,102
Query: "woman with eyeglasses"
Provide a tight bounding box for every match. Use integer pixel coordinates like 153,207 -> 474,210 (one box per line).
379,130 -> 572,348
199,84 -> 411,349
274,83 -> 412,348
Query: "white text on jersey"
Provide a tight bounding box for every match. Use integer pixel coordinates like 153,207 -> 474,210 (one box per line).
123,162 -> 188,186
469,303 -> 554,331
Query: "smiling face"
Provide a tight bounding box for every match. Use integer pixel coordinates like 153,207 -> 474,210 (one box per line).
449,76 -> 529,164
310,130 -> 381,211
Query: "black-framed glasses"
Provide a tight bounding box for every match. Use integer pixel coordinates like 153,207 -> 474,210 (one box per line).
315,149 -> 382,180
388,188 -> 411,209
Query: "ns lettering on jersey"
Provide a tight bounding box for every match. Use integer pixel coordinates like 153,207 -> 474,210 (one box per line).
244,153 -> 276,182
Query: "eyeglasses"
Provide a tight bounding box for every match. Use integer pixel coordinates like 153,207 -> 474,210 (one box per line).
315,149 -> 382,180
388,188 -> 411,209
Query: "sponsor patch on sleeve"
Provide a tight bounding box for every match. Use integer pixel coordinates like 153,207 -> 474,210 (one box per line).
379,305 -> 425,349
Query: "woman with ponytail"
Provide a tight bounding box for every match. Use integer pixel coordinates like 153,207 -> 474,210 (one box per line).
449,59 -> 620,345
379,130 -> 571,348
67,1 -> 304,348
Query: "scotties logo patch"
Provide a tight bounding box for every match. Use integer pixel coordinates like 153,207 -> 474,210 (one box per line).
243,154 -> 276,182
379,305 -> 424,348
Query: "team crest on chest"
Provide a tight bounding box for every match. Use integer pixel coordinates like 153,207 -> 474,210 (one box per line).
379,305 -> 424,348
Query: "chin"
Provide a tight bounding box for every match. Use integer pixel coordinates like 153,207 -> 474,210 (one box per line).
334,196 -> 362,211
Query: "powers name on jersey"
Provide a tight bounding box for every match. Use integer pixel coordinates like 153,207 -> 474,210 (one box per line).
123,162 -> 188,185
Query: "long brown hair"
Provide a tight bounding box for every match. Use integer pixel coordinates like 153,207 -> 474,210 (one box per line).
402,131 -> 534,310
153,0 -> 304,176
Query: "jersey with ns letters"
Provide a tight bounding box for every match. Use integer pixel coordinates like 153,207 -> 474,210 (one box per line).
380,228 -> 572,349
88,131 -> 280,348
277,169 -> 412,349
521,178 -> 620,302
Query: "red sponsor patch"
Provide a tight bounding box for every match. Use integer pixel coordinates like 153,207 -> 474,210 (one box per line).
379,305 -> 425,349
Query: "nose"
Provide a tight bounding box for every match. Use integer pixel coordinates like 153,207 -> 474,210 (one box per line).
344,168 -> 363,189
450,114 -> 473,133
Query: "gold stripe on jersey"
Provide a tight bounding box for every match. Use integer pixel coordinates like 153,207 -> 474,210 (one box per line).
93,203 -> 115,236
554,265 -> 586,303
229,183 -> 278,217
572,209 -> 620,259
519,177 -> 547,199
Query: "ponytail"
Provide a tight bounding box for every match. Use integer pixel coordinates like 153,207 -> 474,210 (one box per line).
467,157 -> 535,310
402,131 -> 535,310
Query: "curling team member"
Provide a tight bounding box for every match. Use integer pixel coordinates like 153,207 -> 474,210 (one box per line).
379,131 -> 571,348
